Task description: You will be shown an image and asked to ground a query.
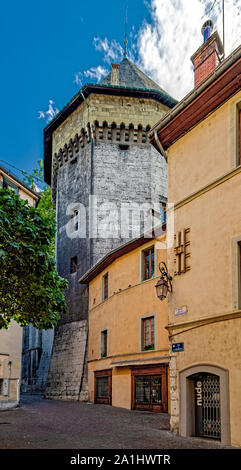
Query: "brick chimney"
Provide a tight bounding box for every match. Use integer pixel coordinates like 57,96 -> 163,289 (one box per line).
191,20 -> 224,87
111,63 -> 120,86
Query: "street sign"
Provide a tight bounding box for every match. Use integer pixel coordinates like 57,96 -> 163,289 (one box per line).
175,306 -> 188,316
172,342 -> 184,352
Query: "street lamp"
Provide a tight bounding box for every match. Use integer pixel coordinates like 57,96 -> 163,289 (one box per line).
155,262 -> 172,301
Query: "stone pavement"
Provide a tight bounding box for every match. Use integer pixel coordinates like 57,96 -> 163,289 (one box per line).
0,394 -> 232,450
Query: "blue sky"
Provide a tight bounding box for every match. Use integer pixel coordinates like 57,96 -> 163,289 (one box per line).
1,0 -> 240,181
0,0 -> 149,178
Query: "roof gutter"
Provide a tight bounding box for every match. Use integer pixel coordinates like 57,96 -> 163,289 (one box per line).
154,131 -> 168,162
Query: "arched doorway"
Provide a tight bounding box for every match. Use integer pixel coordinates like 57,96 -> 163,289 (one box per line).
191,372 -> 221,440
179,364 -> 230,445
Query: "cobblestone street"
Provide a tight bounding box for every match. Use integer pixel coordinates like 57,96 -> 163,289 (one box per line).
0,394 -> 232,450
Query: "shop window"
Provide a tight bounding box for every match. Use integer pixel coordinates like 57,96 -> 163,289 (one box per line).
94,369 -> 112,405
101,329 -> 108,358
102,272 -> 109,300
142,246 -> 155,281
141,316 -> 155,351
131,365 -> 168,413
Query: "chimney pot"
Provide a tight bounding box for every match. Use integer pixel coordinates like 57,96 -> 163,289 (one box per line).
191,23 -> 224,88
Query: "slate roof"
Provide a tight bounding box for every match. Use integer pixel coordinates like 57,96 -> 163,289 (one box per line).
101,57 -> 166,93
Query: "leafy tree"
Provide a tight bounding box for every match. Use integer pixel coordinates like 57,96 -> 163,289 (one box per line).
0,188 -> 68,330
22,159 -> 55,256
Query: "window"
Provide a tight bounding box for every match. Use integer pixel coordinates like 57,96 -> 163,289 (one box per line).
160,202 -> 167,224
101,330 -> 108,358
70,256 -> 78,274
2,177 -> 18,194
142,316 -> 155,351
142,246 -> 155,281
73,210 -> 79,231
96,376 -> 109,397
94,369 -> 112,405
102,272 -> 109,300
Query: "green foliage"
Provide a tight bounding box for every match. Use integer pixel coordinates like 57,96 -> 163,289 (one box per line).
0,188 -> 68,330
23,159 -> 56,256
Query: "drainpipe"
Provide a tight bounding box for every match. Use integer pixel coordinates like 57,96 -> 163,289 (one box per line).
154,131 -> 168,163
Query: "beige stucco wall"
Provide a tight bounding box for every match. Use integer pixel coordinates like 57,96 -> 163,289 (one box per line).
52,94 -> 169,155
168,90 -> 241,205
88,237 -> 169,410
0,321 -> 22,403
18,188 -> 37,206
166,88 -> 241,446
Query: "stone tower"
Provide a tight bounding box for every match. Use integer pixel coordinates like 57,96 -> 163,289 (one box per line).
43,57 -> 177,400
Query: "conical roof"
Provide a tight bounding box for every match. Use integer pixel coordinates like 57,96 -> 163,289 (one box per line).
100,57 -> 166,93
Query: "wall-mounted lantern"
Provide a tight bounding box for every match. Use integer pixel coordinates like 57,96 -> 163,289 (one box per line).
155,262 -> 172,301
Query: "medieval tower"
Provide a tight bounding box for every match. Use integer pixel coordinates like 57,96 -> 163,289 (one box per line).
38,55 -> 177,400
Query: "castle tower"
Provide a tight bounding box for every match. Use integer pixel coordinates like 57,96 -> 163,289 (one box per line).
43,57 -> 177,400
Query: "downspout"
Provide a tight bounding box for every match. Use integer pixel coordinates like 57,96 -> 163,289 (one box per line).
154,131 -> 168,163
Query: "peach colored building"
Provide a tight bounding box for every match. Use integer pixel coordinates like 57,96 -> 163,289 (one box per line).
150,24 -> 241,447
79,226 -> 170,413
0,165 -> 39,409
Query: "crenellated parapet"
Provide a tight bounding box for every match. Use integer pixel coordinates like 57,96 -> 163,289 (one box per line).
51,121 -> 151,203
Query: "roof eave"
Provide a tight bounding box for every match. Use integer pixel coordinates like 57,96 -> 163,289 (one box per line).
79,224 -> 166,285
149,43 -> 241,150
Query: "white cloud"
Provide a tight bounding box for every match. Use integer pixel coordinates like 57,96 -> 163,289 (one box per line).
136,0 -> 241,100
93,37 -> 123,64
38,100 -> 59,123
74,72 -> 83,87
83,65 -> 108,82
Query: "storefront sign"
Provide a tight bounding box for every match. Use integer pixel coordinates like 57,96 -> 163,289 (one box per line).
195,380 -> 203,406
172,342 -> 184,352
174,306 -> 188,316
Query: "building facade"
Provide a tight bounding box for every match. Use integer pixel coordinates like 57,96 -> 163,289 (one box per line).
43,57 -> 177,400
149,24 -> 241,446
80,226 -> 169,412
0,165 -> 39,408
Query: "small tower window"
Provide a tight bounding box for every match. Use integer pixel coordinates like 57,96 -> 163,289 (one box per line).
73,210 -> 79,232
70,256 -> 78,274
